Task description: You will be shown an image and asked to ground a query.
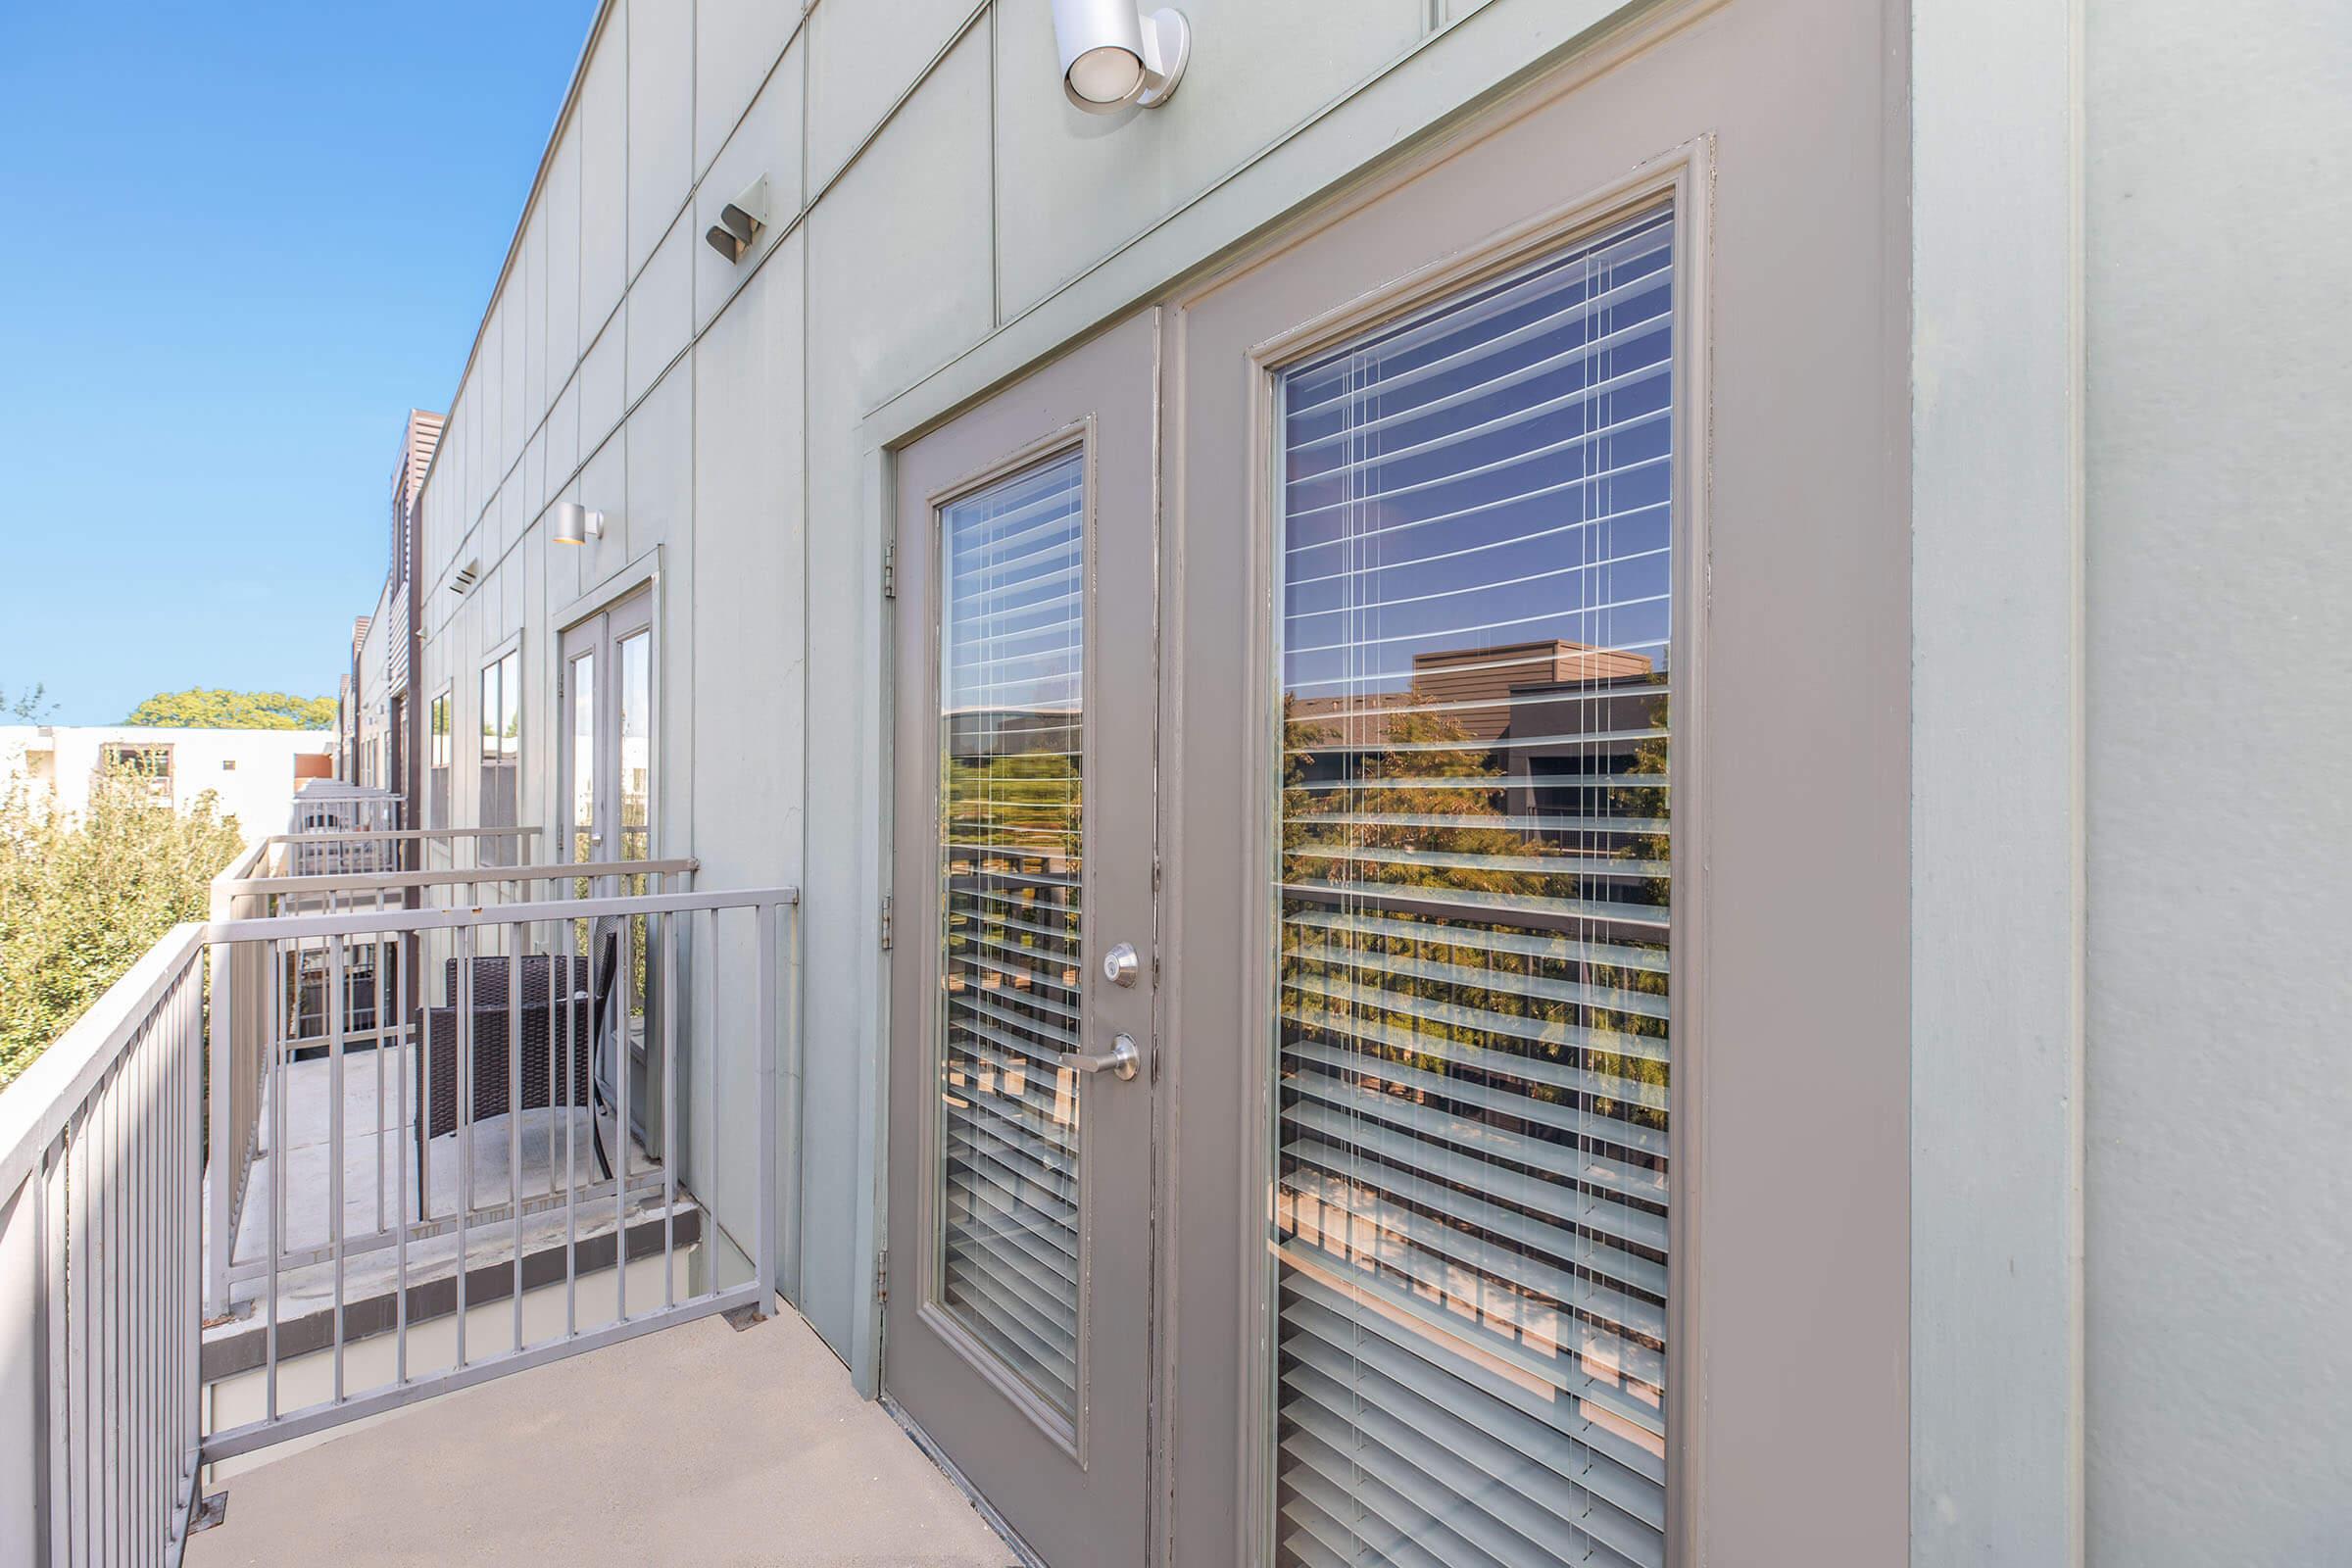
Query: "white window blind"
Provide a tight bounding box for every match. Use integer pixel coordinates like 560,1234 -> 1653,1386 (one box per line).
934,449 -> 1089,1421
1273,206 -> 1675,1568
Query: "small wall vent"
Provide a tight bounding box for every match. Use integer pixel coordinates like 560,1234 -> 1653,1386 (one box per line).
450,559 -> 481,597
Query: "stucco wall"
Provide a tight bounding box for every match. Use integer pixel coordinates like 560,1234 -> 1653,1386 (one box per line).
2083,3 -> 2352,1561
406,0 -> 1654,1382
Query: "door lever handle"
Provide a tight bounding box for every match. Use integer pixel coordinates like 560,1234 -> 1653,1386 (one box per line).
1058,1032 -> 1141,1082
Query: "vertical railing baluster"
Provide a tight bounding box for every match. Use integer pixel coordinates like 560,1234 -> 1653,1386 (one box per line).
205,911 -> 231,1319
330,933 -> 348,1404
109,1053 -> 125,1568
39,1137 -> 66,1568
138,1014 -> 155,1567
69,1100 -> 90,1568
375,913 -> 389,1241
510,926 -> 524,1353
267,939 -> 283,1422
456,923 -> 472,1370
702,906 -> 718,1303
176,965 -> 196,1537
395,924 -> 412,1389
563,912 -> 578,1340
662,907 -> 677,1309
757,902 -> 779,1313
418,926 -> 433,1230
615,910 -> 630,1325
125,1026 -> 144,1567
548,904 -> 562,1203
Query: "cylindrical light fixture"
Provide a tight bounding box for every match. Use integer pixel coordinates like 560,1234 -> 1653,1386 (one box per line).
1052,0 -> 1190,114
552,501 -> 605,546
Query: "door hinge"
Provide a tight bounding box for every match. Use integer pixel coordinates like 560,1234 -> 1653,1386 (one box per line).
881,538 -> 898,600
879,893 -> 894,951
875,1249 -> 889,1306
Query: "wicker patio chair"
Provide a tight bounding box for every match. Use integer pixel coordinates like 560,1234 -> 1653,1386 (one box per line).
413,926 -> 620,1206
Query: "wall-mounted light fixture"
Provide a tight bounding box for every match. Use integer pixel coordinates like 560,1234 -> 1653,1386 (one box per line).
705,176 -> 768,263
1052,0 -> 1190,114
552,502 -> 606,546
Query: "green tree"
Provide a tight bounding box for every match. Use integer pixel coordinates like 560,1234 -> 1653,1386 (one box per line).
0,767 -> 245,1085
3,683 -> 55,721
124,688 -> 335,730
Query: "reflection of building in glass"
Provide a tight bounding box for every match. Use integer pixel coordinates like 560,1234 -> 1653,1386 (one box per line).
1290,637 -> 1665,840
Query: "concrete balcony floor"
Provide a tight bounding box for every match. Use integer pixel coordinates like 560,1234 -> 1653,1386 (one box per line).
187,1306 -> 1018,1567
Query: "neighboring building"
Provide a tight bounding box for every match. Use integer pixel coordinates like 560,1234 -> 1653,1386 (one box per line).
337,411 -> 445,809
0,725 -> 336,837
4,2 -> 2338,1565
335,617 -> 368,784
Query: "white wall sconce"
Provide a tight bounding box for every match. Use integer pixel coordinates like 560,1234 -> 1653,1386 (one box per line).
705,176 -> 768,263
552,502 -> 606,546
1052,0 -> 1190,114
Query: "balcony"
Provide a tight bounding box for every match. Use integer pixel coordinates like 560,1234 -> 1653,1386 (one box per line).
0,814 -> 1014,1566
179,1308 -> 1011,1565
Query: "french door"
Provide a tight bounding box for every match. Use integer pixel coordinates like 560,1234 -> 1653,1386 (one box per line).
561,592 -> 655,875
561,590 -> 660,1146
884,2 -> 1905,1562
1158,0 -> 1907,1562
885,313 -> 1160,1566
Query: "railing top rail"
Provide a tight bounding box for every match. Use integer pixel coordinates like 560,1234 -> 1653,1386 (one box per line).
0,920 -> 207,1198
217,857 -> 702,898
204,883 -> 800,943
206,837 -> 273,900
263,825 -> 542,846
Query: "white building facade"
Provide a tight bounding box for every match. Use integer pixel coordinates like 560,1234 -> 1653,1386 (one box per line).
0,726 -> 336,839
369,0 -> 2352,1562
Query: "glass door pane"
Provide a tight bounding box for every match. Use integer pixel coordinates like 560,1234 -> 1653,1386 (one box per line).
569,651 -> 597,872
618,626 -> 654,1046
934,448 -> 1088,1421
1270,209 -> 1676,1568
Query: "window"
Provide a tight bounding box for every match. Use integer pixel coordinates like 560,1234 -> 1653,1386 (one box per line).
428,690 -> 452,829
1270,208 -> 1676,1567
479,648 -> 521,865
932,448 -> 1088,1420
99,743 -> 174,801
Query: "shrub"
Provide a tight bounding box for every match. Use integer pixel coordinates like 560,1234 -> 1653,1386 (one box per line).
0,769 -> 246,1086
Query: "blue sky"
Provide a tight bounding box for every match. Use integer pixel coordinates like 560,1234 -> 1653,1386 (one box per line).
0,0 -> 598,724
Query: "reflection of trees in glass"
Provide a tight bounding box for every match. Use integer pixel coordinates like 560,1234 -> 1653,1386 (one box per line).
1280,692 -> 1667,1121
943,739 -> 1084,993
1275,674 -> 1672,1338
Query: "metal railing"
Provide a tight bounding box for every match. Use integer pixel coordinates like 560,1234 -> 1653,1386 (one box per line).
273,824 -> 536,880
198,827 -> 551,1320
2,873 -> 798,1560
1,925 -> 208,1565
198,884 -> 796,1463
201,853 -> 702,1316
286,784 -> 402,836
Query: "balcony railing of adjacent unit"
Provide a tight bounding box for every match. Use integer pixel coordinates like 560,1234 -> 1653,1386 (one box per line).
282,784 -> 405,875
202,825 -> 557,1277
0,845 -> 797,1565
